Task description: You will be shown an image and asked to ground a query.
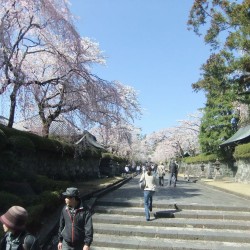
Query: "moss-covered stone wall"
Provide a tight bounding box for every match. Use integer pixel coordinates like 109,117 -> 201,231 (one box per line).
0,124 -> 101,181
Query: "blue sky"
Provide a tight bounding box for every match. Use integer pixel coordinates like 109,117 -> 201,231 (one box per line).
69,0 -> 210,135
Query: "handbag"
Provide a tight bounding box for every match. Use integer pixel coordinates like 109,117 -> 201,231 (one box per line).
139,179 -> 146,190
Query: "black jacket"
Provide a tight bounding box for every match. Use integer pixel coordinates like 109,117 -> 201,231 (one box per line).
169,162 -> 178,173
58,200 -> 93,247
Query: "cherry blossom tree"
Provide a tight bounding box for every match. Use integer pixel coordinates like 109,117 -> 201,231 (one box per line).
0,0 -> 142,137
90,112 -> 201,164
0,0 -> 80,127
91,123 -> 137,157
20,37 -> 106,136
146,113 -> 201,163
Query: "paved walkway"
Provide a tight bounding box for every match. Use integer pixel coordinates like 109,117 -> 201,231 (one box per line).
39,174 -> 250,249
97,175 -> 250,209
92,175 -> 250,250
199,177 -> 250,200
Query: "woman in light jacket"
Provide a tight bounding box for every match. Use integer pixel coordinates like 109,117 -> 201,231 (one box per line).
140,166 -> 156,221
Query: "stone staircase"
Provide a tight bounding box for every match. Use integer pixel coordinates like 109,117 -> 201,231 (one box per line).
91,200 -> 250,250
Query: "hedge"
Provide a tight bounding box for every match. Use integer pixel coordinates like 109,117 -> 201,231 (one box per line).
183,153 -> 219,164
234,142 -> 250,159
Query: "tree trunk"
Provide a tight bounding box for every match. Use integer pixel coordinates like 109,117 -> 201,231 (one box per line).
42,121 -> 51,138
8,85 -> 19,128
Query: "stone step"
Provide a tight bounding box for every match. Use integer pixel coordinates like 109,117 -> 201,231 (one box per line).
91,233 -> 250,250
94,205 -> 250,220
92,201 -> 250,249
91,180 -> 250,250
93,222 -> 250,243
95,199 -> 250,212
93,213 -> 250,230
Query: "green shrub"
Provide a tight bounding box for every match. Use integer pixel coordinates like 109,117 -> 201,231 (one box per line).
0,150 -> 17,169
0,129 -> 7,150
26,204 -> 44,229
183,153 -> 219,164
30,175 -> 56,193
40,190 -> 61,211
9,135 -> 36,152
19,132 -> 60,153
61,142 -> 75,155
0,170 -> 24,182
30,135 -> 75,155
44,138 -> 63,152
234,143 -> 250,159
0,167 -> 36,183
30,175 -> 70,194
0,124 -> 74,155
50,180 -> 71,191
0,191 -> 23,212
21,195 -> 40,207
76,147 -> 101,159
101,152 -> 112,159
0,124 -> 16,137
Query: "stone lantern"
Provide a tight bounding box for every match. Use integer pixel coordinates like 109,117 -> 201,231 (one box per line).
214,159 -> 222,179
200,162 -> 205,178
207,162 -> 214,179
214,159 -> 221,170
200,163 -> 205,171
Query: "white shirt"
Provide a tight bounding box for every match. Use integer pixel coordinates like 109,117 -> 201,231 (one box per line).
140,172 -> 156,191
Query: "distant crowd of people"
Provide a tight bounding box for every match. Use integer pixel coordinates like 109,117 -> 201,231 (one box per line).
125,160 -> 179,187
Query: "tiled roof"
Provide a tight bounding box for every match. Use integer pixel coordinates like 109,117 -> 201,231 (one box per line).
76,130 -> 105,149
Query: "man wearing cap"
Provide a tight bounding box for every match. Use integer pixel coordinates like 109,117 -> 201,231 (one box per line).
58,187 -> 93,250
0,206 -> 40,249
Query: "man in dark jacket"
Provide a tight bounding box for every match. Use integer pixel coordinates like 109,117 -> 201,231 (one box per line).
167,160 -> 178,187
58,187 -> 93,250
0,206 -> 40,250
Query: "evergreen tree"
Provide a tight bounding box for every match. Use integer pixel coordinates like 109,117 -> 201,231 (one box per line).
188,0 -> 250,153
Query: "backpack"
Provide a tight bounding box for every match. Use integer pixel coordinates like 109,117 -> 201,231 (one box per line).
139,174 -> 146,190
1,231 -> 40,250
139,179 -> 146,190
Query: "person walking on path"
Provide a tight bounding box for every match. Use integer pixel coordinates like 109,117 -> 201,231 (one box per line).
157,162 -> 165,186
136,164 -> 141,175
150,164 -> 157,176
124,165 -> 130,176
140,167 -> 156,221
142,164 -> 146,173
58,187 -> 93,250
0,206 -> 40,250
175,160 -> 179,182
168,160 -> 178,187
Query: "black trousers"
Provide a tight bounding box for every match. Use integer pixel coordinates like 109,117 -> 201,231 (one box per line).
159,176 -> 164,186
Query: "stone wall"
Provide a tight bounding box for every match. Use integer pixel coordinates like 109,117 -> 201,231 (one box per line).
179,160 -> 249,182
0,148 -> 101,181
235,159 -> 250,183
0,146 -> 130,181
